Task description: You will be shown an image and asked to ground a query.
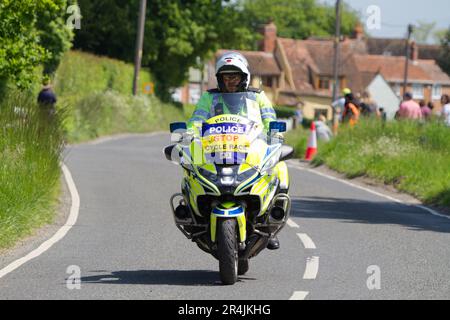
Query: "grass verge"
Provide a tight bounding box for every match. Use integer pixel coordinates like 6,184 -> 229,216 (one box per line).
0,92 -> 65,249
285,118 -> 450,207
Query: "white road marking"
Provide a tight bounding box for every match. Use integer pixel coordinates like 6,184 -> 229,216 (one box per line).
0,164 -> 80,279
288,162 -> 450,220
287,218 -> 300,228
297,233 -> 316,249
303,256 -> 320,280
416,204 -> 450,220
289,291 -> 309,300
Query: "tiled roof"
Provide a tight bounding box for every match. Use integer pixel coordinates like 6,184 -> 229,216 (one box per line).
367,38 -> 441,60
278,37 -> 366,96
277,38 -> 317,93
297,38 -> 366,75
353,54 -> 450,84
216,49 -> 281,76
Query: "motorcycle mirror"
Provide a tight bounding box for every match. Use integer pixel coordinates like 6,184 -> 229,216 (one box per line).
269,121 -> 287,133
280,145 -> 294,161
170,122 -> 187,133
164,144 -> 184,165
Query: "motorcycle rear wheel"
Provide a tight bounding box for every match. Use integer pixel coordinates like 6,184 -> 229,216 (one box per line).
217,218 -> 238,285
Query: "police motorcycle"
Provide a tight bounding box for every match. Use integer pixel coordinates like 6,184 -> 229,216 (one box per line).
164,92 -> 293,285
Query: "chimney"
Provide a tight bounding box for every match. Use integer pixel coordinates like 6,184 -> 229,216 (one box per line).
259,21 -> 277,52
353,23 -> 364,40
411,41 -> 419,61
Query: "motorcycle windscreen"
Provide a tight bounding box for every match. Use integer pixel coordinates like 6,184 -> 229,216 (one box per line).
201,121 -> 250,165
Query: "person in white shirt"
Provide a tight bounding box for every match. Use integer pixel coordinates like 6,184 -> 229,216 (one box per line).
315,115 -> 333,142
441,94 -> 450,127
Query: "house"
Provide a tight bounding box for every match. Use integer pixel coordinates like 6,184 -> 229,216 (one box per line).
176,22 -> 450,118
366,38 -> 442,61
352,49 -> 450,112
365,74 -> 400,120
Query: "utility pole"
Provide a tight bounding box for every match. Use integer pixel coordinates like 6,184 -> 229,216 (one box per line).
331,0 -> 342,134
402,24 -> 414,97
133,0 -> 147,96
332,0 -> 342,103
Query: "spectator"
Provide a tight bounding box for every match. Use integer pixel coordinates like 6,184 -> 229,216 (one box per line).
294,106 -> 303,127
315,114 -> 333,142
378,107 -> 387,123
332,88 -> 351,121
342,92 -> 360,127
397,92 -> 422,120
420,100 -> 432,120
441,94 -> 450,127
360,91 -> 375,117
37,77 -> 57,117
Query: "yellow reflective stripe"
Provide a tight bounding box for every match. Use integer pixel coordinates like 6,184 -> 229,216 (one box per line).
210,215 -> 217,242
252,177 -> 269,195
275,161 -> 289,188
202,163 -> 216,174
237,214 -> 246,242
261,187 -> 277,214
238,162 -> 253,174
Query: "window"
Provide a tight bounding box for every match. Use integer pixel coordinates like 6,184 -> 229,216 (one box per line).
432,85 -> 442,100
412,84 -> 424,99
262,76 -> 273,87
318,78 -> 330,90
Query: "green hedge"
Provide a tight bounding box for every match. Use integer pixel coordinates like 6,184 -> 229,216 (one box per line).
54,50 -> 152,106
52,50 -> 184,142
67,90 -> 185,142
274,105 -> 297,118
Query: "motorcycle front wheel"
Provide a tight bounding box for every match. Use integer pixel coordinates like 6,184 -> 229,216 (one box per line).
217,218 -> 238,285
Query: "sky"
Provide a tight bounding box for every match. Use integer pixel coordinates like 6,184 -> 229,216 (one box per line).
320,0 -> 450,42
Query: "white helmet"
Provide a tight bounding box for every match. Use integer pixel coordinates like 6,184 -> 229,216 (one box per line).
216,52 -> 251,91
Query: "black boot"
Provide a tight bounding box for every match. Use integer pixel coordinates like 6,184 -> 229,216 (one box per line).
267,235 -> 280,250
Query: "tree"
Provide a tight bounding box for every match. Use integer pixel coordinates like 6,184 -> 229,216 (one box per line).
0,0 -> 73,90
144,0 -> 255,100
73,0 -> 255,100
72,0 -> 137,63
412,21 -> 436,44
437,27 -> 450,76
36,1 -> 74,75
240,0 -> 360,40
433,29 -> 448,45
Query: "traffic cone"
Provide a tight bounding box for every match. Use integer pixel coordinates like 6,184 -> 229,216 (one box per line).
304,121 -> 317,161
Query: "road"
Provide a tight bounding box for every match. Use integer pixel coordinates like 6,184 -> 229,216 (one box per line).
0,133 -> 449,300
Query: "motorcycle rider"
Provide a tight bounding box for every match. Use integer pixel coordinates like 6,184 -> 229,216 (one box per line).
187,51 -> 284,250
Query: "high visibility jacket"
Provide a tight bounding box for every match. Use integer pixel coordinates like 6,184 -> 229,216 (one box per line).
342,102 -> 360,127
187,88 -> 277,132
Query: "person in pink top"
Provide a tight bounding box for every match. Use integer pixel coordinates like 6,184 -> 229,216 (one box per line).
397,92 -> 423,120
420,100 -> 432,120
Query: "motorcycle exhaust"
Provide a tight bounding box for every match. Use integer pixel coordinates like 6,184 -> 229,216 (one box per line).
175,204 -> 189,220
270,206 -> 285,221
